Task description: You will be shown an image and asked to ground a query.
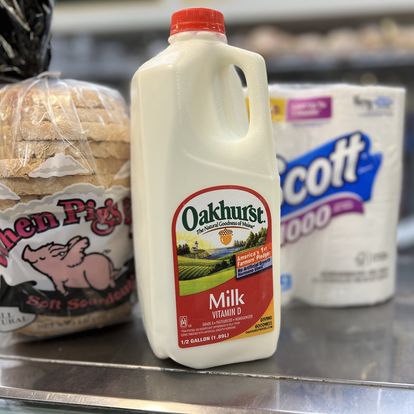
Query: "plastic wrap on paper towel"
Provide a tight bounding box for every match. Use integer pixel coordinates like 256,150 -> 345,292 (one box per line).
0,75 -> 135,344
0,0 -> 53,82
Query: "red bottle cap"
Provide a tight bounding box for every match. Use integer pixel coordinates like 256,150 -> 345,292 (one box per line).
170,8 -> 225,36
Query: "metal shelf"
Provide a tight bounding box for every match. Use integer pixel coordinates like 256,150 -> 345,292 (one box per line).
266,52 -> 414,75
0,255 -> 413,413
50,52 -> 414,85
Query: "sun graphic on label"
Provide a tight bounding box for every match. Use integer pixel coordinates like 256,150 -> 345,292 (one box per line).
218,228 -> 233,246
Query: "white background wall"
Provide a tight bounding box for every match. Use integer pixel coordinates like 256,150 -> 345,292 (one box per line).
53,0 -> 414,33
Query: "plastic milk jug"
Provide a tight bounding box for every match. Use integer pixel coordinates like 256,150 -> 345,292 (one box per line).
131,8 -> 280,368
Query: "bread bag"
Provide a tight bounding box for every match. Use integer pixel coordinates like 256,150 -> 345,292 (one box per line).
0,75 -> 135,342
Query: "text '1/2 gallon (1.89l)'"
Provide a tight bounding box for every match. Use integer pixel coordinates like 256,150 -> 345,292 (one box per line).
131,7 -> 280,368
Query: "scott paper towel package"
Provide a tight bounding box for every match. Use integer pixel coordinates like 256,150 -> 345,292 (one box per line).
271,84 -> 405,307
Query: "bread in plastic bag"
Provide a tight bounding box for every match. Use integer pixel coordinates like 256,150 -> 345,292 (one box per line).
0,0 -> 53,82
0,74 -> 135,343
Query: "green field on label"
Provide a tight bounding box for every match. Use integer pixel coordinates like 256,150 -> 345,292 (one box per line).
177,255 -> 232,281
179,267 -> 235,296
178,265 -> 215,280
178,256 -> 221,266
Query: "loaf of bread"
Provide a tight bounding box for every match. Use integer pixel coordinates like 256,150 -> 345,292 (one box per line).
0,77 -> 131,204
0,75 -> 135,343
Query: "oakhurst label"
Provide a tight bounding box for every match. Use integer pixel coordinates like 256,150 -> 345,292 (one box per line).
172,186 -> 274,348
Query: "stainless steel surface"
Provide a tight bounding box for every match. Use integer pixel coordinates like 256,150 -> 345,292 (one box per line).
0,255 -> 413,413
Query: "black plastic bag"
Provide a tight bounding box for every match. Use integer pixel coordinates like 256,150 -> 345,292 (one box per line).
0,0 -> 53,82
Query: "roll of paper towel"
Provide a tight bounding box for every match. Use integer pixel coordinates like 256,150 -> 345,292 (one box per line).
270,84 -> 405,307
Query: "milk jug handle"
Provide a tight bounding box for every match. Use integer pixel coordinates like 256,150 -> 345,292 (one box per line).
221,46 -> 271,138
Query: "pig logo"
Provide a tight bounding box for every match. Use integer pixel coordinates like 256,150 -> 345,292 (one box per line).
22,236 -> 118,295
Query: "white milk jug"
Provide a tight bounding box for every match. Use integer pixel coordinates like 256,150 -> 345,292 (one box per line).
131,8 -> 280,368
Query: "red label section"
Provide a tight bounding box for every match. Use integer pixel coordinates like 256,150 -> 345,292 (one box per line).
176,265 -> 273,347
